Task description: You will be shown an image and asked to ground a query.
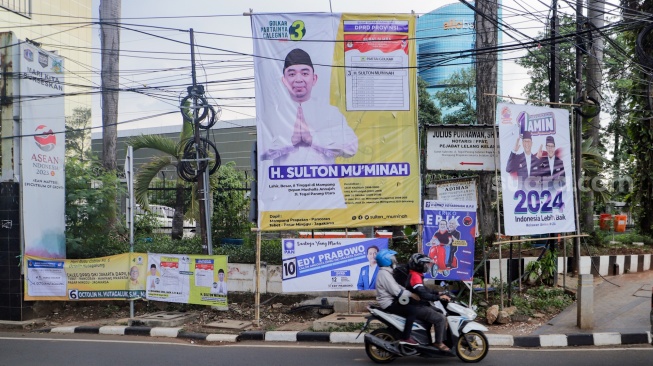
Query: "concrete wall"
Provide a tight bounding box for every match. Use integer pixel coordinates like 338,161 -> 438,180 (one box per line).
229,254 -> 653,294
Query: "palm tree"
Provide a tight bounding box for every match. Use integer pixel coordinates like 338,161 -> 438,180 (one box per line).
127,117 -> 195,239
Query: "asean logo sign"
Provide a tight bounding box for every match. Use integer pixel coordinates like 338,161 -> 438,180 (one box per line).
34,125 -> 56,151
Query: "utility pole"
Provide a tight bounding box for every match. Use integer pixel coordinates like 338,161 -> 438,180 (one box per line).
573,0 -> 584,276
189,29 -> 211,254
549,0 -> 560,104
100,0 -> 120,171
474,0 -> 499,242
584,0 -> 605,232
548,0 -> 560,287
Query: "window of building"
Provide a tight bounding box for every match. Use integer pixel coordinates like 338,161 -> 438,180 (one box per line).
0,0 -> 31,18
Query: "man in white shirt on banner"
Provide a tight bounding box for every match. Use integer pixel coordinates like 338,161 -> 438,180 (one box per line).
260,48 -> 358,211
211,269 -> 227,295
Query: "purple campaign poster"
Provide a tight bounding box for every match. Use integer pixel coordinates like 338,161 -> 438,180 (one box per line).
422,200 -> 477,281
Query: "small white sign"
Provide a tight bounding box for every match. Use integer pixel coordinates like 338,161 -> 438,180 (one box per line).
426,127 -> 499,171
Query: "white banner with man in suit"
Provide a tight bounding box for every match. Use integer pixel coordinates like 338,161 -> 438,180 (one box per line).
497,103 -> 576,235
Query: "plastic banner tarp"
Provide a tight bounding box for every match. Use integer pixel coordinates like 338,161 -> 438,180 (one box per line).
20,43 -> 66,258
281,237 -> 388,292
24,253 -> 147,300
421,200 -> 477,281
252,13 -> 420,230
146,253 -> 228,308
497,103 -> 576,235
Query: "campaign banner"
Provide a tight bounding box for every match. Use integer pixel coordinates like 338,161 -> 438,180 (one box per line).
422,200 -> 477,281
252,13 -> 420,231
20,43 -> 66,258
281,237 -> 388,292
497,103 -> 576,235
24,253 -> 148,301
146,253 -> 228,308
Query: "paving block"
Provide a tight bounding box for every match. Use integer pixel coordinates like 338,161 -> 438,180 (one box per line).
312,313 -> 369,331
129,311 -> 198,327
203,319 -> 251,331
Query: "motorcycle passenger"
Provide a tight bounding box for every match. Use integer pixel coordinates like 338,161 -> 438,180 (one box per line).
375,249 -> 419,345
408,253 -> 451,352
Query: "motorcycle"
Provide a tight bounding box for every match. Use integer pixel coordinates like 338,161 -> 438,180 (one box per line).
359,294 -> 489,363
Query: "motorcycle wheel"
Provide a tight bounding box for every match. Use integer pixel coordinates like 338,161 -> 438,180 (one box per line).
365,328 -> 399,364
455,330 -> 489,363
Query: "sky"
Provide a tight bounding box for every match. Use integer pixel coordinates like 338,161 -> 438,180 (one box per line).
88,0 -> 624,133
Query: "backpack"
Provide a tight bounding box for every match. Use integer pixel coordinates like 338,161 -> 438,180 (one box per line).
393,263 -> 411,289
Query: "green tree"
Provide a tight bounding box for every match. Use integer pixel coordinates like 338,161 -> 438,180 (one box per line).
434,67 -> 476,124
515,15 -> 577,106
211,161 -> 252,243
623,0 -> 653,235
65,157 -> 126,258
418,76 -> 442,125
513,14 -> 625,226
127,116 -> 195,240
65,107 -> 92,161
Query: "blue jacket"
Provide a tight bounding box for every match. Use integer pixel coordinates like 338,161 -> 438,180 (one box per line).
357,265 -> 379,290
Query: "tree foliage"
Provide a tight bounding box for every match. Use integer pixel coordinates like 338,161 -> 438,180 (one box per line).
434,67 -> 476,124
623,0 -> 653,235
418,76 -> 442,125
127,111 -> 195,239
65,157 -> 126,258
515,15 -> 577,106
65,107 -> 93,161
211,161 -> 253,244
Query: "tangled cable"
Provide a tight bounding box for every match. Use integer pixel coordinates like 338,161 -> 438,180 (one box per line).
177,85 -> 221,182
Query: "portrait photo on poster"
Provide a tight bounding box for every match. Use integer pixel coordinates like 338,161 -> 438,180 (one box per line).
258,46 -> 358,212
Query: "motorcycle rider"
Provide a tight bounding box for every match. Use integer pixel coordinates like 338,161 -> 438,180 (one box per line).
408,253 -> 451,352
374,249 -> 419,345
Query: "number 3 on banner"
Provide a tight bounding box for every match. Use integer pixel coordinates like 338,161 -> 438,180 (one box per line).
282,258 -> 297,279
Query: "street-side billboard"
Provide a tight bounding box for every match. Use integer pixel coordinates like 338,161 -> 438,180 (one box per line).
497,103 -> 576,235
20,43 -> 66,258
146,253 -> 228,308
426,126 -> 498,171
252,13 -> 420,231
421,200 -> 476,281
281,237 -> 388,292
24,253 -> 147,301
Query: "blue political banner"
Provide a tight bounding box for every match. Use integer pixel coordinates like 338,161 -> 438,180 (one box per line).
281,237 -> 388,292
422,200 -> 477,281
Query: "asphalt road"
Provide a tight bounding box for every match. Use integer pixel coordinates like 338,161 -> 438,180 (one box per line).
1,332 -> 652,366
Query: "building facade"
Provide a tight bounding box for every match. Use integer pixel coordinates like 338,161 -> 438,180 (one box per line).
0,0 -> 93,321
416,2 -> 502,117
90,118 -> 257,177
1,0 -> 93,118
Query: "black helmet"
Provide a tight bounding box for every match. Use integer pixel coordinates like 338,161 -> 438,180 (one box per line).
408,253 -> 433,273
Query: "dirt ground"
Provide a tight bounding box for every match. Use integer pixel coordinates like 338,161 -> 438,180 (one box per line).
26,291 -> 556,337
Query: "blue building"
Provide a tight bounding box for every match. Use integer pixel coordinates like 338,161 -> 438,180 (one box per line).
417,2 -> 502,118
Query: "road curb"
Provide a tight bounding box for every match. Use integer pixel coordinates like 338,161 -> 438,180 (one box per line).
31,326 -> 653,347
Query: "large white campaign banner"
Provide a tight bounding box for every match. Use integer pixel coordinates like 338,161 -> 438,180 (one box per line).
252,13 -> 420,231
281,237 -> 388,292
497,103 -> 576,235
20,43 -> 66,258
